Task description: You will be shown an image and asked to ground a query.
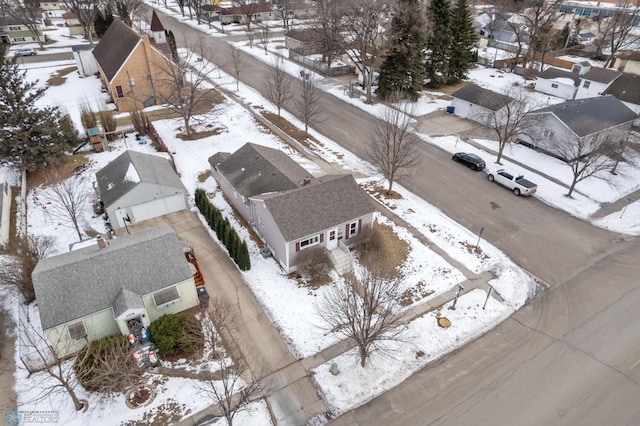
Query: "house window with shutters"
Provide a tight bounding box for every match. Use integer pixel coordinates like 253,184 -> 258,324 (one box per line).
68,321 -> 87,340
348,221 -> 360,237
115,85 -> 125,98
152,286 -> 180,307
297,235 -> 320,250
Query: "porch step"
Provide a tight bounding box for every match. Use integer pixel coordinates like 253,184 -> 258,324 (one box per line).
329,248 -> 353,275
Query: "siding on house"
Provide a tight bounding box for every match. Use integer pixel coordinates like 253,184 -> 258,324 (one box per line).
142,278 -> 199,323
45,307 -> 121,358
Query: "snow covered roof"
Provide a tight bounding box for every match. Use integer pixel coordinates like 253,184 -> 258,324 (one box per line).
451,84 -> 512,111
539,67 -> 581,86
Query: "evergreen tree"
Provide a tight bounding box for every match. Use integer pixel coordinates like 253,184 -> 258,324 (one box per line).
166,30 -> 179,62
448,0 -> 476,83
425,0 -> 452,88
0,58 -> 76,173
94,10 -> 107,38
377,0 -> 428,101
238,241 -> 250,271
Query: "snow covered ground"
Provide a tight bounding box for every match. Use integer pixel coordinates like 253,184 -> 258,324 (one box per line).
3,6 -> 640,425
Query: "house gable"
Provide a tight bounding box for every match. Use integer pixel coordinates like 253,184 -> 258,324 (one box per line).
92,19 -> 142,83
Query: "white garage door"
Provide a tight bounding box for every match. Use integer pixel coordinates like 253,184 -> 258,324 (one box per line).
131,194 -> 187,223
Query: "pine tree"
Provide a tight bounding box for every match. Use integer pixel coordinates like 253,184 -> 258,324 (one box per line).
238,241 -> 251,271
166,30 -> 179,62
94,10 -> 107,38
0,58 -> 76,173
425,0 -> 452,88
448,0 -> 476,83
377,0 -> 428,101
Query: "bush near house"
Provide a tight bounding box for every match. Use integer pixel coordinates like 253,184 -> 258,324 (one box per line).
195,188 -> 251,271
74,335 -> 139,392
149,313 -> 203,356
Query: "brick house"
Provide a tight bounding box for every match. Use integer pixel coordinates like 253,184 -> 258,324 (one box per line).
92,19 -> 177,112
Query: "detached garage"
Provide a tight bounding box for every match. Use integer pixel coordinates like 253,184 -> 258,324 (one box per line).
96,150 -> 189,230
450,84 -> 512,126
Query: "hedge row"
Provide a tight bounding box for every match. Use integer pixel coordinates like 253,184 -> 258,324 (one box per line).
195,188 -> 251,271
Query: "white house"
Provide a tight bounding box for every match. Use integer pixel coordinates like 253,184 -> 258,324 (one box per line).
534,67 -> 580,100
450,84 -> 513,126
575,67 -> 623,99
71,44 -> 98,77
209,143 -> 375,274
96,150 -> 189,230
32,224 -> 200,358
520,95 -> 638,159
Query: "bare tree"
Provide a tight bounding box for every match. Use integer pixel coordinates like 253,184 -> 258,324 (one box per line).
73,335 -> 144,394
548,126 -> 622,197
475,84 -> 539,164
153,41 -> 222,138
368,97 -> 420,194
314,0 -> 345,69
593,2 -> 640,66
111,0 -> 145,27
0,234 -> 56,304
229,46 -> 244,92
519,0 -> 563,70
265,56 -> 292,116
316,265 -> 408,367
19,315 -> 87,411
233,0 -> 266,31
62,0 -> 103,44
1,0 -> 46,49
256,22 -> 270,55
274,0 -> 293,31
610,128 -> 639,175
43,171 -> 90,241
293,72 -> 324,134
342,0 -> 391,103
196,299 -> 262,426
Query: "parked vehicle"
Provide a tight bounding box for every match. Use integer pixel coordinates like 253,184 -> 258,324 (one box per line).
486,168 -> 537,196
452,152 -> 485,171
16,48 -> 37,57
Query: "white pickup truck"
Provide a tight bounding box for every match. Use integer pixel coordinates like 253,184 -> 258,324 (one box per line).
486,168 -> 537,196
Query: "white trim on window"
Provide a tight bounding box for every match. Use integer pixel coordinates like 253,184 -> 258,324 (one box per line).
299,235 -> 319,249
152,286 -> 180,308
68,321 -> 87,340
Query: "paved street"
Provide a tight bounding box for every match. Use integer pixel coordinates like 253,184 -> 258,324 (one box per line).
95,8 -> 640,424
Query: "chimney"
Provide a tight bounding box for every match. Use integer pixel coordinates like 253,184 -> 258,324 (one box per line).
96,234 -> 106,249
303,177 -> 311,185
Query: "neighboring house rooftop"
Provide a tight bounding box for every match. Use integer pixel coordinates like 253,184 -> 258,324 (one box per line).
32,224 -> 192,330
150,11 -> 164,32
218,3 -> 273,15
92,19 -> 141,83
451,84 -> 512,111
529,95 -> 638,137
208,143 -> 309,198
71,44 -> 94,52
254,174 -> 374,241
581,67 -> 622,84
602,73 -> 640,105
539,67 -> 581,86
284,29 -> 321,43
96,150 -> 186,207
616,50 -> 640,61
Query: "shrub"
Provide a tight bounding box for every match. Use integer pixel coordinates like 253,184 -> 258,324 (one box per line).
74,335 -> 139,392
149,313 -> 203,356
296,246 -> 331,278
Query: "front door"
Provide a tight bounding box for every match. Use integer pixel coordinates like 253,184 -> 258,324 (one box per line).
326,229 -> 338,250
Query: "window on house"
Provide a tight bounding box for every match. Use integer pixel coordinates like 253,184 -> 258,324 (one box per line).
551,83 -> 559,89
349,222 -> 358,237
68,321 -> 87,340
543,130 -> 555,138
115,85 -> 124,98
14,37 -> 25,42
583,81 -> 590,89
152,286 -> 180,307
9,26 -> 21,31
329,230 -> 336,241
299,235 -> 319,249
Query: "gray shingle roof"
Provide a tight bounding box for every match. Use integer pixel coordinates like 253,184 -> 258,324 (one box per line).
602,73 -> 640,105
451,84 -> 512,111
96,150 -> 186,208
32,224 -> 192,330
92,19 -> 141,83
529,95 -> 638,137
112,288 -> 144,318
208,143 -> 309,197
254,174 -> 375,241
582,67 -> 622,84
539,67 -> 580,86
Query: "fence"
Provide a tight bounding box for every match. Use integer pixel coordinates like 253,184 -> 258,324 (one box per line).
147,121 -> 177,172
288,49 -> 355,77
